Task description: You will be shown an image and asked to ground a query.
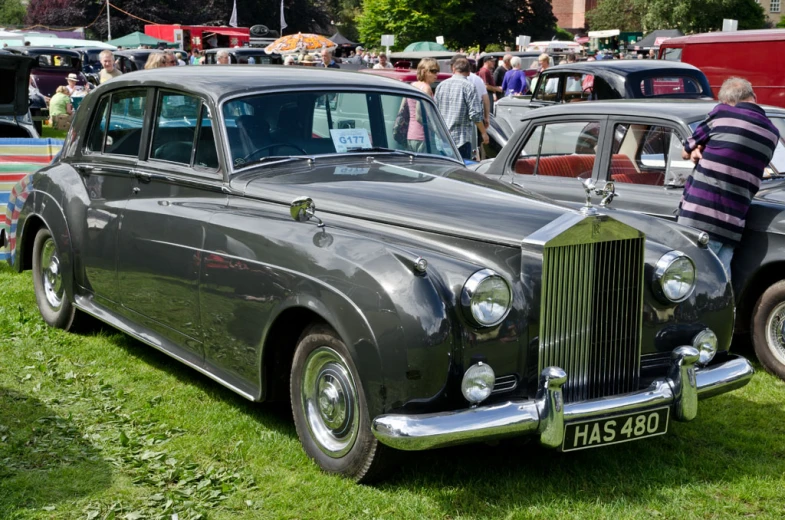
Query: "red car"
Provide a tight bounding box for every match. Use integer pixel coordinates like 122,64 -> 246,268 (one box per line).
360,67 -> 453,88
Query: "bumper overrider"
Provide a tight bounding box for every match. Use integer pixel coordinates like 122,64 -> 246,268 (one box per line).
371,347 -> 754,451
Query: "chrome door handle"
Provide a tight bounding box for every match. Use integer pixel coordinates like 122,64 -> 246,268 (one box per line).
133,170 -> 152,183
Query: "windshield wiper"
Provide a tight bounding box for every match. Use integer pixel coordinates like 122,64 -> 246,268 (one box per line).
237,156 -> 314,169
345,146 -> 417,158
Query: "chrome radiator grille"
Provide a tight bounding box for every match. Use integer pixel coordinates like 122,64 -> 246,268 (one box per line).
539,236 -> 645,402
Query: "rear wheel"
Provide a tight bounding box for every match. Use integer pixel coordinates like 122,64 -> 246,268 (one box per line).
751,280 -> 785,380
290,324 -> 388,482
32,228 -> 79,330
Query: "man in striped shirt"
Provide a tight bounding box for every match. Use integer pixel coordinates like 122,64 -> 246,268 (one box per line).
678,77 -> 779,276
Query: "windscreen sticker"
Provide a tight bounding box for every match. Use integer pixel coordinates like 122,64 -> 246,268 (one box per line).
330,128 -> 371,153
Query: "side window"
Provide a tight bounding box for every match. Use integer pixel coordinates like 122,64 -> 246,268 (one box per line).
532,74 -> 560,102
194,105 -> 219,170
608,123 -> 686,186
563,73 -> 594,102
150,92 -> 200,165
513,121 -> 599,178
88,90 -> 146,157
86,96 -> 110,152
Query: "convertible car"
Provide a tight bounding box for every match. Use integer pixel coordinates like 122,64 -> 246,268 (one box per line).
2,68 -> 753,481
473,99 -> 785,381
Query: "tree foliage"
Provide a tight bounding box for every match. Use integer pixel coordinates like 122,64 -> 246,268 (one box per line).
585,0 -> 646,31
0,0 -> 26,26
642,0 -> 765,32
24,0 -> 331,40
357,0 -> 556,50
586,0 -> 765,33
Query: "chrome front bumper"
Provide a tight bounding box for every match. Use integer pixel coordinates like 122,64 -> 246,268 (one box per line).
371,347 -> 754,451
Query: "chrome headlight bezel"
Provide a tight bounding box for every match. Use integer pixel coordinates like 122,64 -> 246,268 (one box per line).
652,251 -> 696,303
461,269 -> 512,328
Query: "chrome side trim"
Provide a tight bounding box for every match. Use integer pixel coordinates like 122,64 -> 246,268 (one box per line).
73,294 -> 259,402
371,348 -> 753,451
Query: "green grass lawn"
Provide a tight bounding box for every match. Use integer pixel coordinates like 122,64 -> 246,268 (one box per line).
41,125 -> 68,140
1,264 -> 785,519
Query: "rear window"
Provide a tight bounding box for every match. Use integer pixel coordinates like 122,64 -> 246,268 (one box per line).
639,76 -> 703,97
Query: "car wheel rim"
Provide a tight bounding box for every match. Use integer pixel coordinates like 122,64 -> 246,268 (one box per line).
301,346 -> 359,458
764,301 -> 785,365
40,237 -> 64,310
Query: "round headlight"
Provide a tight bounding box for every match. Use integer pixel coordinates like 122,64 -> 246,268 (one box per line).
653,251 -> 696,303
461,269 -> 512,327
692,328 -> 718,365
461,362 -> 496,403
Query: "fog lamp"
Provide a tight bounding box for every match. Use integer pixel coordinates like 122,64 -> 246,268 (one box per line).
461,362 -> 495,404
692,328 -> 717,365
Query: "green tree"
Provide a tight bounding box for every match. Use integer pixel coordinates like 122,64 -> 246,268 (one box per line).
778,16 -> 785,28
585,0 -> 647,31
357,0 -> 556,50
0,0 -> 26,25
642,0 -> 765,32
357,0 -> 469,49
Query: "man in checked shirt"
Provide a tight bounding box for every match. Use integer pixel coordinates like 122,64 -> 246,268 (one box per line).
434,57 -> 489,161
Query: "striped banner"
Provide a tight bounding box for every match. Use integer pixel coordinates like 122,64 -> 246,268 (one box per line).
0,138 -> 63,264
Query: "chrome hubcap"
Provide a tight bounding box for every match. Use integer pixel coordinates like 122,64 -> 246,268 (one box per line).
41,238 -> 64,310
764,301 -> 785,365
301,347 -> 359,458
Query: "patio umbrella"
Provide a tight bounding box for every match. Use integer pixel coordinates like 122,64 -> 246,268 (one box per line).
403,41 -> 448,52
264,33 -> 336,54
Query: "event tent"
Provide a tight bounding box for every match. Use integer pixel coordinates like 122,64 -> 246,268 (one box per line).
107,31 -> 177,48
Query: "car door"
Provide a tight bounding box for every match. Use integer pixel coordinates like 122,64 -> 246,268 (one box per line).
596,117 -> 695,220
73,88 -> 147,306
116,90 -> 223,360
502,116 -> 608,205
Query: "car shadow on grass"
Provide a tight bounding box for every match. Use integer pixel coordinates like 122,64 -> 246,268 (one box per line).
0,386 -> 112,516
102,331 -> 297,434
377,389 -> 785,513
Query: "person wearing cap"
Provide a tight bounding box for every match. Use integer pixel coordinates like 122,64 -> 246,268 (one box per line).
65,73 -> 89,95
283,55 -> 295,66
301,54 -> 316,66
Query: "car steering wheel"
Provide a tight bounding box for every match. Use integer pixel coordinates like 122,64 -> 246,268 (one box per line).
241,143 -> 308,164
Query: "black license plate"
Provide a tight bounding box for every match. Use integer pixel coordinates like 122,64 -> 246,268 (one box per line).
562,408 -> 669,452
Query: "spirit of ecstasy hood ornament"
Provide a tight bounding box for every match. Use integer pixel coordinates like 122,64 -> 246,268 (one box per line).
580,178 -> 617,214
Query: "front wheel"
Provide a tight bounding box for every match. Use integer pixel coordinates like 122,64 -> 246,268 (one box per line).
751,280 -> 785,380
290,324 -> 388,482
32,228 -> 79,330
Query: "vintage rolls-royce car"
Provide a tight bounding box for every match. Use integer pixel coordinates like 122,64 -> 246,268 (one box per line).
488,61 -> 714,156
473,99 -> 785,381
2,68 -> 753,481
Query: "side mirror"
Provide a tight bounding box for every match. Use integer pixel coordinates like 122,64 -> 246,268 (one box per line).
290,196 -> 324,227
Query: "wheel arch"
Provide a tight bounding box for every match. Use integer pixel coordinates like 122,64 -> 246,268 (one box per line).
259,297 -> 384,415
736,261 -> 785,334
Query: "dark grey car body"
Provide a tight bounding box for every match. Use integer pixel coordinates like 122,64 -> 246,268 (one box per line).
4,69 -> 753,479
478,99 -> 785,379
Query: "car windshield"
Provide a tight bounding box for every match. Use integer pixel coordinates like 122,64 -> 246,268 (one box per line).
222,90 -> 460,170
